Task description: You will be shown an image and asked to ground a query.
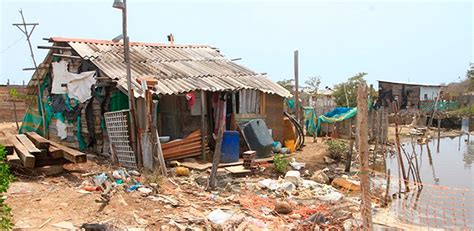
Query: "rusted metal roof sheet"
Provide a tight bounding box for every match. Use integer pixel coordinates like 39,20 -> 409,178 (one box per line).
28,37 -> 291,98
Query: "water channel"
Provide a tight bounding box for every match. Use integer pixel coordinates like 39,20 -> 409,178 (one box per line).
385,120 -> 473,229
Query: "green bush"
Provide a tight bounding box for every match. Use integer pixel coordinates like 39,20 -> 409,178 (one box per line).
273,154 -> 289,173
0,145 -> 13,230
326,140 -> 347,161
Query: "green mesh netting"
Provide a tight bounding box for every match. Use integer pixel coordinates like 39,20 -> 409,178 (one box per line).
109,90 -> 129,111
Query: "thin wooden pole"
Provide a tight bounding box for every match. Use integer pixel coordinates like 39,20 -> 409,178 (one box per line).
356,82 -> 373,230
14,10 -> 47,137
294,50 -> 300,124
393,101 -> 410,192
384,169 -> 391,207
201,90 -> 207,159
208,94 -> 226,190
345,119 -> 353,172
437,117 -> 441,153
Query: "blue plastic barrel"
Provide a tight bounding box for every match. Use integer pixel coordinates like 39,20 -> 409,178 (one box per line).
220,131 -> 240,163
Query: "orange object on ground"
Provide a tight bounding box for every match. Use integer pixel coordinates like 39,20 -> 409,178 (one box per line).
284,139 -> 296,153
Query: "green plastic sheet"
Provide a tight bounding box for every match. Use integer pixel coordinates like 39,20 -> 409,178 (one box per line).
316,107 -> 358,135
303,107 -> 318,135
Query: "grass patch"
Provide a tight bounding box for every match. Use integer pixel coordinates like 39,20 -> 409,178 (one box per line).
0,145 -> 14,230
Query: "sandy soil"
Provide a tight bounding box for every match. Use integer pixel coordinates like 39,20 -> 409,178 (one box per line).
0,122 -> 20,142
294,138 -> 330,173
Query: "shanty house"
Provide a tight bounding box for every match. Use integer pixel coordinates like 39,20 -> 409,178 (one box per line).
24,37 -> 290,168
378,80 -> 442,110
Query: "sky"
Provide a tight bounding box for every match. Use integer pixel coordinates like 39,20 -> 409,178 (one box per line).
0,0 -> 472,88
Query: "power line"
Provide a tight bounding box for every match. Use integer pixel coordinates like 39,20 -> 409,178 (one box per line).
0,36 -> 24,55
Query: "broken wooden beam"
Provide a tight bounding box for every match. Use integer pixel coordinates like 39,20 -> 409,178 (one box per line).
8,136 -> 35,168
6,150 -> 21,166
49,141 -> 86,163
16,134 -> 42,154
48,145 -> 64,159
25,132 -> 50,149
52,53 -> 81,59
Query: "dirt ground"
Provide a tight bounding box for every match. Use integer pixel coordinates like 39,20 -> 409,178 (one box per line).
0,122 -> 20,143
4,137 -> 344,230
3,121 -> 447,230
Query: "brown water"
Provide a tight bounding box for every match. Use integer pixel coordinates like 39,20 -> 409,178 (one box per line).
385,132 -> 474,229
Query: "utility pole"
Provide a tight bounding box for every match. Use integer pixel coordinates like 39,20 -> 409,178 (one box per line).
13,9 -> 47,137
294,50 -> 300,124
113,0 -> 139,165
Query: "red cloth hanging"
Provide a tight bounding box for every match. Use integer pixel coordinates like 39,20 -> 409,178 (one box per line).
185,92 -> 195,108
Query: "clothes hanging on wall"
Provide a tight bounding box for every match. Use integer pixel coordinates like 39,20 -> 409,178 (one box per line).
67,71 -> 96,103
51,60 -> 69,94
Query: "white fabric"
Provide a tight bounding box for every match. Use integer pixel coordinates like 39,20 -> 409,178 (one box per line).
56,119 -> 68,139
67,71 -> 96,103
51,60 -> 69,94
51,60 -> 96,102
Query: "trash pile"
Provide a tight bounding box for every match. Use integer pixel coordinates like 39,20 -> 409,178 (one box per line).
78,168 -> 154,199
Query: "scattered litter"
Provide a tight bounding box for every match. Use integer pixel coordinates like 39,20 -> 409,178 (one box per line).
207,209 -> 233,225
304,212 -> 326,224
52,221 -> 76,230
129,170 -> 141,176
175,166 -> 190,176
258,179 -> 279,190
137,187 -> 152,195
38,217 -> 52,229
93,173 -> 108,186
284,170 -> 301,185
311,170 -> 330,184
127,183 -> 142,192
289,158 -> 306,170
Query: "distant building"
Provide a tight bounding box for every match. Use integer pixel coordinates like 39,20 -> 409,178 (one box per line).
305,89 -> 336,114
378,80 -> 443,110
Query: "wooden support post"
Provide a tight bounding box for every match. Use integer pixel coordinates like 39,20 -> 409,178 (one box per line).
345,119 -> 353,172
201,90 -> 207,159
151,100 -> 167,176
356,83 -> 373,229
384,169 -> 391,207
294,50 -> 300,124
208,94 -> 226,190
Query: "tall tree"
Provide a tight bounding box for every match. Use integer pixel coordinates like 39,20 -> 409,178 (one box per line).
332,72 -> 368,107
277,79 -> 294,92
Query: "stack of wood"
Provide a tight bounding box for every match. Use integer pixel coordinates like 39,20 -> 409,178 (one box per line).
162,130 -> 209,160
1,132 -> 87,169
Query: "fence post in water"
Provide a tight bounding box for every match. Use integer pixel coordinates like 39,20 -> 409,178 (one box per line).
393,101 -> 410,193
437,117 -> 441,153
356,82 -> 373,229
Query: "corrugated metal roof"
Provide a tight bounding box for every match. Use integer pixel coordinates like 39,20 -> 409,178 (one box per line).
29,37 -> 290,97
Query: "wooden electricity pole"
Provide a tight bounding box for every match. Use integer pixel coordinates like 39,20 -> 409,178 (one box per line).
13,9 -> 47,137
356,82 -> 373,230
294,50 -> 300,124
